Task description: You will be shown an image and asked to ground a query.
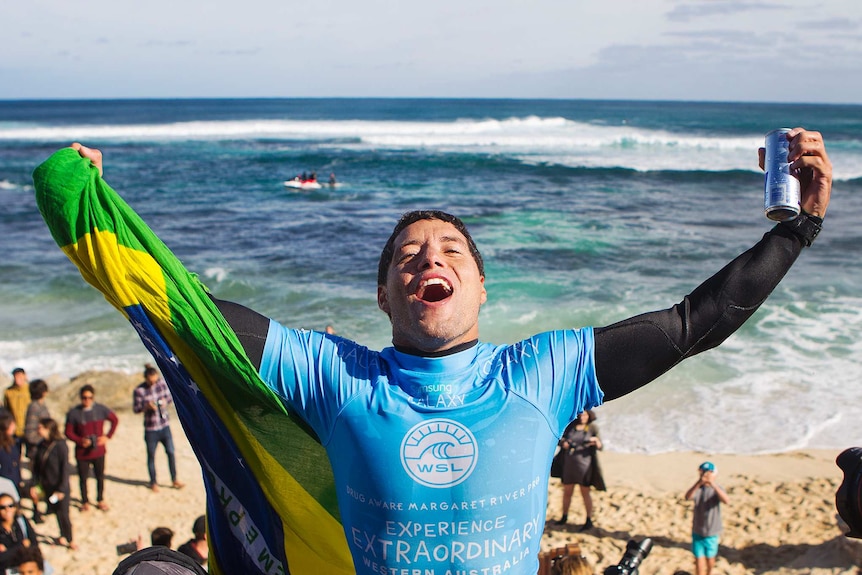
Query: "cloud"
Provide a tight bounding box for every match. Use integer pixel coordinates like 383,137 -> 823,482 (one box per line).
214,48 -> 262,57
803,17 -> 860,31
1,0 -> 859,101
664,28 -> 773,48
141,40 -> 194,48
667,1 -> 781,23
495,30 -> 861,104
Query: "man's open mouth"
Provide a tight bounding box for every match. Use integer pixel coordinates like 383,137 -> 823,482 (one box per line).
416,278 -> 453,303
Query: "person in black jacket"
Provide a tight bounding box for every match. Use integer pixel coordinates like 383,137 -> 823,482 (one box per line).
177,515 -> 208,568
30,418 -> 76,550
0,492 -> 37,572
0,415 -> 21,498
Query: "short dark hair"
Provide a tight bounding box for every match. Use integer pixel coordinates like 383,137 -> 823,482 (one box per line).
79,384 -> 95,398
144,365 -> 159,378
192,515 -> 206,536
12,544 -> 43,571
29,379 -> 48,401
151,526 -> 174,547
377,210 -> 484,286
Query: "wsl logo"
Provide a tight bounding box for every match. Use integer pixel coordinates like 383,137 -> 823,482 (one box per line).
400,419 -> 478,488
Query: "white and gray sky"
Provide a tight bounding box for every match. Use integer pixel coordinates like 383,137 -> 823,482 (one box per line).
3,0 -> 860,103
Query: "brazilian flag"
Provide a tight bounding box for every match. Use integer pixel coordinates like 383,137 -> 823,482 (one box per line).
33,148 -> 354,575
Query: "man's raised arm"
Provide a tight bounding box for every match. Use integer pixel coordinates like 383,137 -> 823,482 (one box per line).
37,143 -> 355,574
71,142 -> 271,369
594,128 -> 832,401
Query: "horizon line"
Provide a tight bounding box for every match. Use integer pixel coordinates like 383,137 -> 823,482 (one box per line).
1,96 -> 861,107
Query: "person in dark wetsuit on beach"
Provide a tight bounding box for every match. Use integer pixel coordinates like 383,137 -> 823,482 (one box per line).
68,128 -> 831,575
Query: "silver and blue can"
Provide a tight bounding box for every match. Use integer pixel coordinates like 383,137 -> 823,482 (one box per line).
763,128 -> 801,221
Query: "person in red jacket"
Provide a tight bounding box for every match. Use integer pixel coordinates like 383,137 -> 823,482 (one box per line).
64,385 -> 118,511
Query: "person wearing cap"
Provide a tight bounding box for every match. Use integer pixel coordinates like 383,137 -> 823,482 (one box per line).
177,515 -> 207,569
684,461 -> 730,575
112,546 -> 208,575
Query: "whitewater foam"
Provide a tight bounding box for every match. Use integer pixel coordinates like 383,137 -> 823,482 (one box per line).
4,116 -> 860,179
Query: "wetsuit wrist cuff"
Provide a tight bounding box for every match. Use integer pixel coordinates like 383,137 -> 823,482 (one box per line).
779,212 -> 823,247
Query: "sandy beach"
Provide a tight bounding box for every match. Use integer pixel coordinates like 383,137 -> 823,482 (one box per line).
543,451 -> 858,575
12,370 -> 860,574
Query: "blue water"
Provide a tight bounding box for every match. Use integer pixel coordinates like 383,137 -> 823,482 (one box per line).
2,98 -> 861,454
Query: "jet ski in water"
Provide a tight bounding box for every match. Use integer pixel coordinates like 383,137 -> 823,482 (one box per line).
283,176 -> 321,190
284,170 -> 322,190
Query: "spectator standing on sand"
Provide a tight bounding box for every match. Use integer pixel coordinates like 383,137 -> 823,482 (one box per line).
133,365 -> 184,492
30,418 -> 76,550
64,384 -> 118,511
0,415 -> 22,497
23,380 -> 51,524
24,379 -> 50,458
4,369 -> 30,455
684,461 -> 730,575
552,409 -> 605,531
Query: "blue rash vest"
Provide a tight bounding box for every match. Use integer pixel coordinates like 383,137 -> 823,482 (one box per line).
259,322 -> 603,575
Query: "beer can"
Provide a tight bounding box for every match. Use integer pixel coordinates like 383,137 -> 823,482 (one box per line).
763,128 -> 801,221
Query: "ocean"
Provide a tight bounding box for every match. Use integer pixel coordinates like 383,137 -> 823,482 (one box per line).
1,98 -> 861,455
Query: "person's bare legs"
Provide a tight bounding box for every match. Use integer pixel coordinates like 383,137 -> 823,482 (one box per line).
695,556 -> 708,575
558,483 -> 575,523
578,484 -> 594,530
579,484 -> 593,518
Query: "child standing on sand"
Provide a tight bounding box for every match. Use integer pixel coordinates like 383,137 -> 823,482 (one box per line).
684,461 -> 730,575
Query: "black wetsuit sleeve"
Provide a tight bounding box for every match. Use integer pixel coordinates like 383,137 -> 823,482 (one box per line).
210,296 -> 270,370
594,224 -> 806,401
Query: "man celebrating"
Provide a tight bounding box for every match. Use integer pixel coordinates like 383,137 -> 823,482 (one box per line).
133,365 -> 184,492
41,131 -> 831,575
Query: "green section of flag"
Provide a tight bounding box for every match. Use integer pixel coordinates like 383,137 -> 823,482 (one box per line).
33,147 -> 342,517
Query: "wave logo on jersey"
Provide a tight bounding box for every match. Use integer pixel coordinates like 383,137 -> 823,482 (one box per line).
400,418 -> 478,488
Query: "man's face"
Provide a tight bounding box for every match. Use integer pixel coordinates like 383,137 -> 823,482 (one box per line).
378,218 -> 486,352
145,373 -> 159,386
12,371 -> 26,387
81,390 -> 95,406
